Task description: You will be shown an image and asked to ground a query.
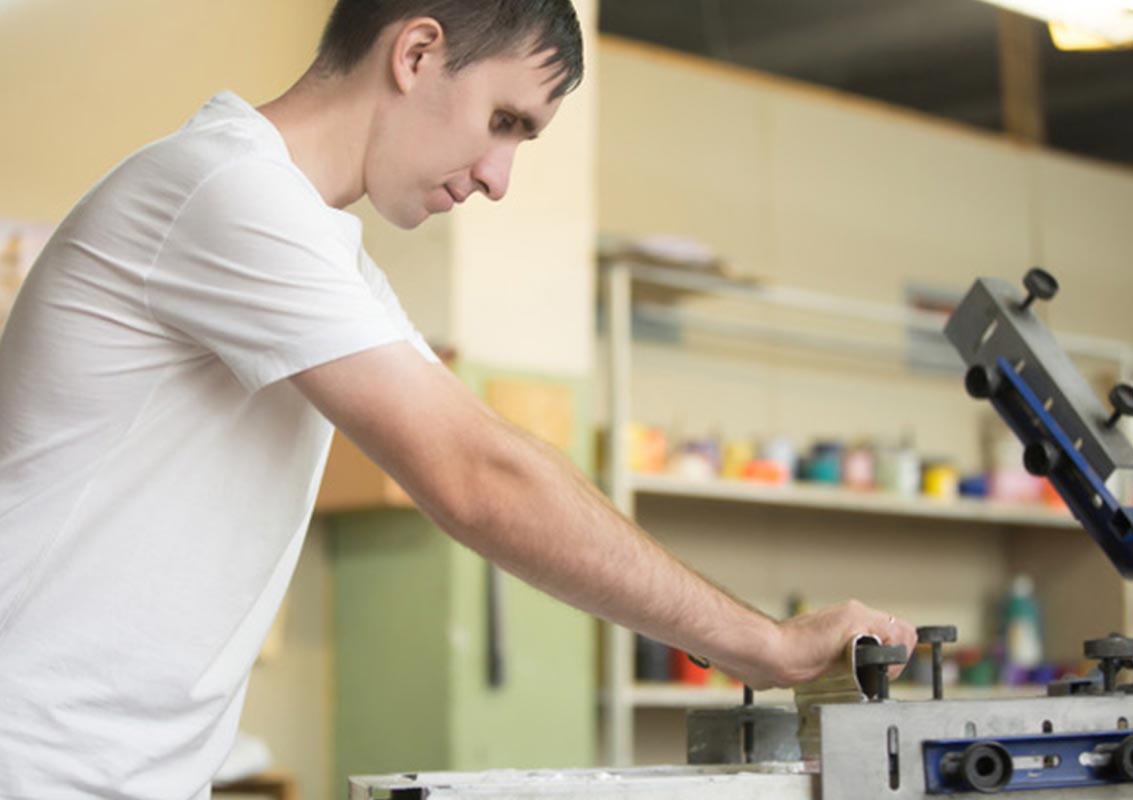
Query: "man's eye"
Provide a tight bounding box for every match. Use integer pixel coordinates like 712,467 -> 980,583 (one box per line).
493,112 -> 517,133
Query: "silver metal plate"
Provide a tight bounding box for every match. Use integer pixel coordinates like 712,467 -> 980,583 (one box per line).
349,765 -> 816,800
819,694 -> 1133,800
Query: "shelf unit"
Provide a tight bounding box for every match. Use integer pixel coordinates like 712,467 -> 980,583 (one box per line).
600,257 -> 1133,767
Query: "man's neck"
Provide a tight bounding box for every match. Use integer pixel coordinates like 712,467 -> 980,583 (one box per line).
258,68 -> 375,210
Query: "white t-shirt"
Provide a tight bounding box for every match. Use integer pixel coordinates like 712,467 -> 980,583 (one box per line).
0,91 -> 436,799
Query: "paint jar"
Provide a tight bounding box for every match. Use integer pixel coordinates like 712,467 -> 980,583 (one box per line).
959,474 -> 989,498
877,443 -> 921,497
629,423 -> 668,474
957,647 -> 997,687
670,649 -> 711,686
762,436 -> 798,482
741,459 -> 789,485
922,461 -> 960,501
1040,479 -> 1066,510
989,468 -> 1044,503
786,592 -> 810,617
1004,574 -> 1043,672
805,441 -> 843,484
634,635 -> 673,682
681,437 -> 721,473
669,444 -> 717,481
843,444 -> 875,491
721,440 -> 755,479
986,433 -> 1043,503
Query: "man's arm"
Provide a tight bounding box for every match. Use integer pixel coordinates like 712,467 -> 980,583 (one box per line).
292,343 -> 917,688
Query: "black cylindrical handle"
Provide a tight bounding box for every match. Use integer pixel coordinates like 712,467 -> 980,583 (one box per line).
1114,736 -> 1133,781
1023,441 -> 1061,477
1096,735 -> 1133,781
942,741 -> 1013,793
965,365 -> 1001,400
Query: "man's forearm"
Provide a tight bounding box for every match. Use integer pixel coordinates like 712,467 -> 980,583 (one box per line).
432,416 -> 787,686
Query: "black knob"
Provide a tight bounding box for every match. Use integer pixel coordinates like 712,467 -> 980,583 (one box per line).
1114,736 -> 1133,780
1084,634 -> 1133,660
1023,441 -> 1061,477
1096,735 -> 1133,781
918,626 -> 958,644
856,642 -> 907,701
1019,268 -> 1058,312
1084,634 -> 1133,693
965,365 -> 1001,400
1091,735 -> 1133,781
918,625 -> 958,701
941,741 -> 1014,793
1106,384 -> 1133,428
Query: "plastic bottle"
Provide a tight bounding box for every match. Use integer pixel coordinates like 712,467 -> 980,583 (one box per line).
1004,574 -> 1043,680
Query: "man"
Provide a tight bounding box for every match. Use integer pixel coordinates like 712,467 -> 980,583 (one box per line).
0,1 -> 916,797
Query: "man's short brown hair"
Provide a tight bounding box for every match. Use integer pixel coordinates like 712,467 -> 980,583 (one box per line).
316,0 -> 584,99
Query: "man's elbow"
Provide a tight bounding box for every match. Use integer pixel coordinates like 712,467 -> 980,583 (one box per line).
429,423 -> 540,544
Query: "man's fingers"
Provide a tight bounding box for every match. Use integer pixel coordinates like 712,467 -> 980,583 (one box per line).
853,607 -> 918,679
878,613 -> 918,678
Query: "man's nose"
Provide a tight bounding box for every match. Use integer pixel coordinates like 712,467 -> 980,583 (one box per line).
471,143 -> 517,202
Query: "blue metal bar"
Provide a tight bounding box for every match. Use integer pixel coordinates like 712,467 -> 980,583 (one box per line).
991,355 -> 1133,578
924,730 -> 1132,793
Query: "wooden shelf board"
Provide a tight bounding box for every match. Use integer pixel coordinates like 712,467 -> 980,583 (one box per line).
631,473 -> 1078,530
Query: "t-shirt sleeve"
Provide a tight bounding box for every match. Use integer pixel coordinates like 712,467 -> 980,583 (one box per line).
145,158 -> 426,392
357,251 -> 439,365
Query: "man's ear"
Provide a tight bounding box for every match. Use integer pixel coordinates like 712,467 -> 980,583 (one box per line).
390,17 -> 446,94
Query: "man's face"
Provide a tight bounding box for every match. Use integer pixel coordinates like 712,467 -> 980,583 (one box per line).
365,46 -> 565,229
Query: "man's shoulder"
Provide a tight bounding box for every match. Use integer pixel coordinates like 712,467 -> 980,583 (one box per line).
141,94 -> 298,196
80,107 -> 322,243
55,93 -> 346,270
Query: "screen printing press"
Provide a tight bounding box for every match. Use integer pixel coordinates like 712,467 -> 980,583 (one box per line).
350,272 -> 1133,799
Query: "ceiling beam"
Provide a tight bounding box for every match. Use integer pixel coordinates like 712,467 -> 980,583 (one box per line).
997,9 -> 1047,143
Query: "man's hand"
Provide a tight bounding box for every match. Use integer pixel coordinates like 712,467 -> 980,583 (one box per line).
711,600 -> 918,690
690,599 -> 916,691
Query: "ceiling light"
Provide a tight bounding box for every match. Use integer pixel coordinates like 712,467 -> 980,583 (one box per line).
1048,21 -> 1133,50
977,0 -> 1133,49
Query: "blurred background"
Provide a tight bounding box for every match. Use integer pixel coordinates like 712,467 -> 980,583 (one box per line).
2,1 -> 1132,799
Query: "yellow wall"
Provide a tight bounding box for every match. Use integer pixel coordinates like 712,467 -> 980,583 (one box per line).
1,2 -> 336,799
0,0 -> 332,220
